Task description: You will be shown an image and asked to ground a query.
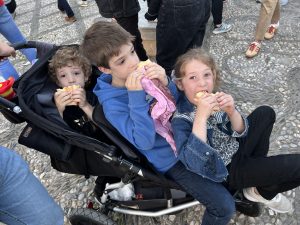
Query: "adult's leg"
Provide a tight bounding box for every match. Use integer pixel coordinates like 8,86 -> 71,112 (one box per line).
57,0 -> 74,17
0,6 -> 36,62
0,147 -> 64,225
255,0 -> 280,41
156,0 -> 210,76
116,15 -> 148,61
271,0 -> 280,24
211,0 -> 223,25
166,161 -> 235,225
5,0 -> 17,14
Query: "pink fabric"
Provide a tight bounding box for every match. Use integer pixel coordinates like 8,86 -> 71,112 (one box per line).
141,77 -> 177,156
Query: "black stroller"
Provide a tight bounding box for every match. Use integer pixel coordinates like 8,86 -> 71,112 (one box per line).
0,42 -> 262,225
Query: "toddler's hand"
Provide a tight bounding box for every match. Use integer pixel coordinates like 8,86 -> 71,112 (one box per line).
125,70 -> 143,91
215,92 -> 235,116
143,62 -> 168,86
71,87 -> 88,108
54,90 -> 73,116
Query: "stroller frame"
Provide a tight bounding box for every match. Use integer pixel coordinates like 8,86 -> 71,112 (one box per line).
0,42 -> 262,225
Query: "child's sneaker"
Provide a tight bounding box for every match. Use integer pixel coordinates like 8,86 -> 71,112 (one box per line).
243,187 -> 293,213
78,0 -> 88,7
264,23 -> 279,40
212,23 -> 232,34
245,41 -> 261,58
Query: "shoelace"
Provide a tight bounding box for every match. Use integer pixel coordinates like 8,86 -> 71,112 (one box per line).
267,26 -> 276,34
249,42 -> 259,51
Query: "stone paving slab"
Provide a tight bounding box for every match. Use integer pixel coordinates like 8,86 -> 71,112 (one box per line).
1,0 -> 300,224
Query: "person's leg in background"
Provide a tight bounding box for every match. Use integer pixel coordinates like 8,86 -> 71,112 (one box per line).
211,0 -> 232,34
78,0 -> 88,7
0,5 -> 36,63
5,0 -> 17,18
0,146 -> 64,225
116,15 -> 148,61
156,0 -> 210,76
245,0 -> 280,58
166,161 -> 235,225
57,0 -> 76,22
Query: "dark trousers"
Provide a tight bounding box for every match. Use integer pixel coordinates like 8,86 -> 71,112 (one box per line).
228,106 -> 300,200
156,0 -> 210,76
5,0 -> 17,14
116,14 -> 148,61
166,161 -> 235,225
211,0 -> 223,26
57,0 -> 74,17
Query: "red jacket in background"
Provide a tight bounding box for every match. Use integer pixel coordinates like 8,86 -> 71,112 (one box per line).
0,0 -> 4,6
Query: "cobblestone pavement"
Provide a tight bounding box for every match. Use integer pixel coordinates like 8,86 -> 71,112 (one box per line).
1,0 -> 300,224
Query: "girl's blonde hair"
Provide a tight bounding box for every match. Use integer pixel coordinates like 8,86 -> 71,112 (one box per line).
174,48 -> 221,90
48,46 -> 92,84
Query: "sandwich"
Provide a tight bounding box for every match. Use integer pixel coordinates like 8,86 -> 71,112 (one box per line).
56,85 -> 80,105
195,91 -> 221,112
56,85 -> 80,92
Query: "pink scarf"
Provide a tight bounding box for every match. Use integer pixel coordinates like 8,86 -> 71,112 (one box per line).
140,72 -> 177,156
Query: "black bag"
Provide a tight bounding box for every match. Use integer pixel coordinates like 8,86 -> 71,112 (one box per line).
18,123 -> 72,161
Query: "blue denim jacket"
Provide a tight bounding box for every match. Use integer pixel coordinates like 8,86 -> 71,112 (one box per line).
171,94 -> 248,182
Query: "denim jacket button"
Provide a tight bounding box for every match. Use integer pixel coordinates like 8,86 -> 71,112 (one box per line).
206,152 -> 209,155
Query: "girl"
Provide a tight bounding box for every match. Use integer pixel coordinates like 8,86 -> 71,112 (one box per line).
172,48 -> 300,214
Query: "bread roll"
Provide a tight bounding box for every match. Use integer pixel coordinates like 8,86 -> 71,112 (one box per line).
195,91 -> 220,112
56,85 -> 80,106
57,85 -> 80,92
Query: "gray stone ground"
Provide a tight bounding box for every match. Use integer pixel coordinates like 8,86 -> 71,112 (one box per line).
1,0 -> 300,224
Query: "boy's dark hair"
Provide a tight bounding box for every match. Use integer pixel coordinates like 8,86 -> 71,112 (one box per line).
48,46 -> 92,84
80,21 -> 135,68
174,48 -> 221,90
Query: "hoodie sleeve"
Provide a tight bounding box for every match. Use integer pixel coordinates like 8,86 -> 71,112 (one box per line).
104,90 -> 156,150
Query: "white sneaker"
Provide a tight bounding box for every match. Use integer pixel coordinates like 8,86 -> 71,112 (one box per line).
78,0 -> 88,7
243,187 -> 293,213
212,23 -> 232,34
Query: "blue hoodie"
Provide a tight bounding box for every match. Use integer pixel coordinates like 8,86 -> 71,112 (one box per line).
93,73 -> 179,173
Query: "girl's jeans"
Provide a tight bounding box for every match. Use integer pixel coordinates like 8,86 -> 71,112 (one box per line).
0,146 -> 64,225
0,5 -> 37,62
166,161 -> 235,225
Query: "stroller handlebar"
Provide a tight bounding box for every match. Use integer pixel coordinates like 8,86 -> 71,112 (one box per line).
11,41 -> 55,59
0,96 -> 22,114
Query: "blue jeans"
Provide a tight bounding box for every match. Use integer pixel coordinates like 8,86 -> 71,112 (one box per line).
0,146 -> 64,225
57,0 -> 74,17
166,161 -> 235,225
0,5 -> 37,62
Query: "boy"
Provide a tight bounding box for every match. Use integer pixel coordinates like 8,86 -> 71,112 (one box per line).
48,46 -> 96,134
80,21 -> 235,224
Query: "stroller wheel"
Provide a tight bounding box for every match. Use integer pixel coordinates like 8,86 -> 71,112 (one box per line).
69,208 -> 117,225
